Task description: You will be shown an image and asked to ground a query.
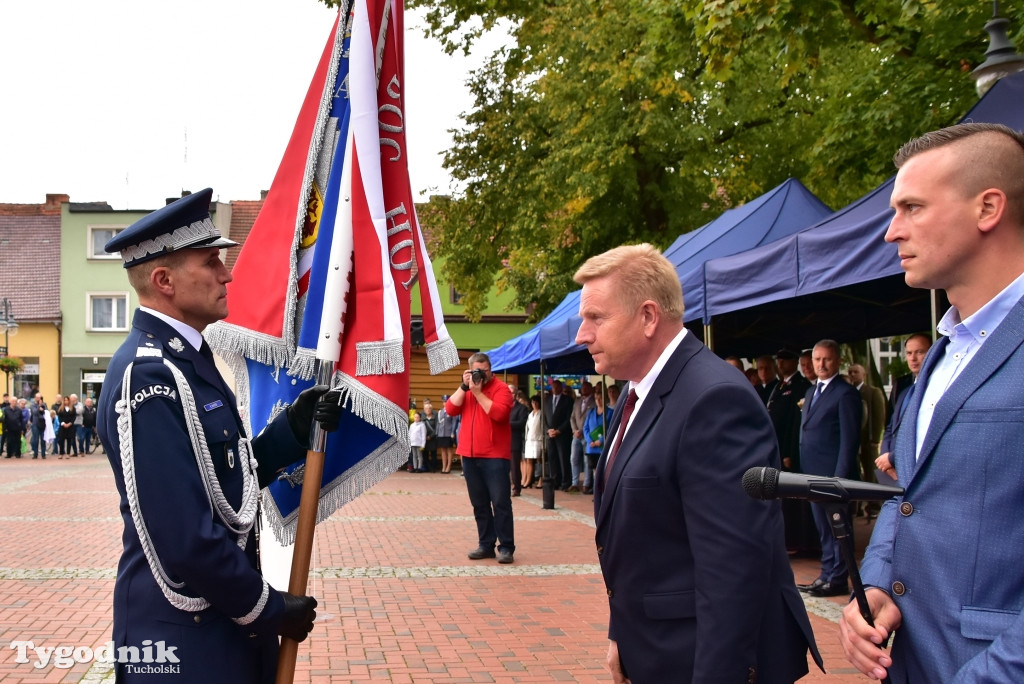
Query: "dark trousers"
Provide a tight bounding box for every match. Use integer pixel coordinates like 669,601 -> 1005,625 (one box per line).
810,501 -> 848,583
5,430 -> 21,457
510,449 -> 523,494
462,456 -> 515,554
546,434 -> 572,487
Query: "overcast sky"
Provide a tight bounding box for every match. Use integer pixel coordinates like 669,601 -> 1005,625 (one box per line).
0,0 -> 491,209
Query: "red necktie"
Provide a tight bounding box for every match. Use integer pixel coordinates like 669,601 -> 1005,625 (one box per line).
604,389 -> 638,482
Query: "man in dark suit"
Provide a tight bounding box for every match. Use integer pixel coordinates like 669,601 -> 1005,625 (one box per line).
98,189 -> 339,682
842,124 -> 1024,682
798,339 -> 862,597
875,333 -> 932,484
544,379 -> 573,490
767,348 -> 817,555
847,363 -> 886,484
754,354 -> 779,405
574,243 -> 821,683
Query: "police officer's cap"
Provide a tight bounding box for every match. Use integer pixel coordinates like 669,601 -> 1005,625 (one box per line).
104,188 -> 238,268
775,348 -> 800,360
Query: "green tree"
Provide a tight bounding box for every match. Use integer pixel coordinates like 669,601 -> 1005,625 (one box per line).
362,0 -> 1022,320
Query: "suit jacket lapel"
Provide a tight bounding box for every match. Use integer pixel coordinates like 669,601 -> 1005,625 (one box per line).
911,301 -> 1024,480
596,333 -> 701,529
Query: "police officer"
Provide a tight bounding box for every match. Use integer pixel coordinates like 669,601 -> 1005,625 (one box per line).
98,189 -> 340,682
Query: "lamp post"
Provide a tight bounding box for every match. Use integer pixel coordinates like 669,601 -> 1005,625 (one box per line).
972,1 -> 1024,97
0,298 -> 18,395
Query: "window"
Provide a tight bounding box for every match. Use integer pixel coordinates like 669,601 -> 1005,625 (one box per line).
89,226 -> 127,259
449,284 -> 463,305
88,293 -> 129,331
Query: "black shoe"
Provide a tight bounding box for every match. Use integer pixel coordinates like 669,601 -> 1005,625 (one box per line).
808,580 -> 849,597
497,550 -> 514,564
797,578 -> 826,593
467,546 -> 496,560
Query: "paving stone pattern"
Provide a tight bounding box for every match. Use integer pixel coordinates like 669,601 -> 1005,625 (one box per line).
0,456 -> 872,682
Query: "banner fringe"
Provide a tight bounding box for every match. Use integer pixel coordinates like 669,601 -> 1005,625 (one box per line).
286,347 -> 319,381
355,339 -> 405,375
426,337 -> 460,375
262,437 -> 406,545
263,370 -> 409,545
205,323 -> 292,371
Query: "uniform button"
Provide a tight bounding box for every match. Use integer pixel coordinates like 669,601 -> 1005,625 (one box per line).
607,589 -> 614,598
223,429 -> 229,437
596,545 -> 604,556
193,615 -> 203,624
892,581 -> 906,596
899,502 -> 914,516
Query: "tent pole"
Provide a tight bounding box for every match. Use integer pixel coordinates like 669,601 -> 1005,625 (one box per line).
539,361 -> 555,509
930,290 -> 939,341
704,320 -> 714,351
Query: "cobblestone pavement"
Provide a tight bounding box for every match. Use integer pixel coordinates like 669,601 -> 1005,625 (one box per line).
0,455 -> 875,682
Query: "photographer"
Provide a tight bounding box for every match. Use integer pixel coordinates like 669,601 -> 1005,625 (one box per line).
444,353 -> 516,564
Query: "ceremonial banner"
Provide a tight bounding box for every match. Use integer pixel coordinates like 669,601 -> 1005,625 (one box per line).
206,0 -> 459,544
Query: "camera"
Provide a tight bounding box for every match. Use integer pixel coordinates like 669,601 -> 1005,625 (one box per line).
471,369 -> 487,385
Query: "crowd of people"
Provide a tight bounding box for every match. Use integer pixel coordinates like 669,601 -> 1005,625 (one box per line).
1,391 -> 98,459
5,122 -> 1021,683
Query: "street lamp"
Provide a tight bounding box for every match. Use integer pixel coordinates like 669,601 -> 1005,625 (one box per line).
972,1 -> 1024,97
0,298 -> 18,394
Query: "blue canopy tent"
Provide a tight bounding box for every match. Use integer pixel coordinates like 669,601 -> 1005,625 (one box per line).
489,178 -> 832,372
487,290 -> 592,374
696,70 -> 1024,357
668,178 -> 833,325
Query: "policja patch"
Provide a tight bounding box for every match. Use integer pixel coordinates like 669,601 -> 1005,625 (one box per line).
130,385 -> 179,412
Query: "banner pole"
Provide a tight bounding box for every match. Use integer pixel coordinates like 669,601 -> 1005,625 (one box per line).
276,361 -> 334,684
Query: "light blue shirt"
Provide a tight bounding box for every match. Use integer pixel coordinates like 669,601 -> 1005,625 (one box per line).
915,270 -> 1024,459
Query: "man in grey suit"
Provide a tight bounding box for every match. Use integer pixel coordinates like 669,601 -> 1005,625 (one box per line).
841,122 -> 1024,682
797,339 -> 862,597
575,244 -> 820,683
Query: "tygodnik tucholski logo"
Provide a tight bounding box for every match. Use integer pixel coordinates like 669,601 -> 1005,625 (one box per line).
11,639 -> 180,673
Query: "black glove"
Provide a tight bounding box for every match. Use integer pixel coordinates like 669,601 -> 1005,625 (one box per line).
286,385 -> 343,446
278,592 -> 318,642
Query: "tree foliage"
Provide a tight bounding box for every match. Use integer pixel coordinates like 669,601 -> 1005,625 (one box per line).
396,0 -> 1022,320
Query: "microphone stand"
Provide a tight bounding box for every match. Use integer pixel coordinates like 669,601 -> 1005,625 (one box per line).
825,502 -> 892,684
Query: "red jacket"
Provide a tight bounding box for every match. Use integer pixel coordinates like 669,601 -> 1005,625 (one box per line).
445,378 -> 513,459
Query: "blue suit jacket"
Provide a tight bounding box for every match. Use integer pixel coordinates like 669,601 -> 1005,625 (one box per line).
799,378 -> 862,479
98,310 -> 306,683
860,297 -> 1024,682
593,332 -> 821,683
879,382 -> 915,457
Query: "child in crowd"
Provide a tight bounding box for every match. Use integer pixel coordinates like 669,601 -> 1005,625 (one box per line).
408,411 -> 426,472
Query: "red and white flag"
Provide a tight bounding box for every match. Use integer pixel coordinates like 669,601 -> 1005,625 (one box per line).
206,0 -> 458,542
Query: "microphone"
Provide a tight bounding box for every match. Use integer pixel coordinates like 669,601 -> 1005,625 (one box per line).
742,466 -> 904,503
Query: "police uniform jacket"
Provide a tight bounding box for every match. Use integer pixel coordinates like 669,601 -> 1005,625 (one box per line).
98,309 -> 306,683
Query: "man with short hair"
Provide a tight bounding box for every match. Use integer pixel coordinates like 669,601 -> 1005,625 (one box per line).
799,349 -> 815,381
842,123 -> 1024,682
847,363 -> 886,494
767,348 -> 816,555
569,380 -> 594,492
2,396 -> 24,459
798,339 -> 862,597
875,333 -> 932,483
98,188 -> 338,681
29,393 -> 48,459
575,243 -> 820,683
445,352 -> 516,564
754,355 -> 779,405
544,378 -> 574,490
